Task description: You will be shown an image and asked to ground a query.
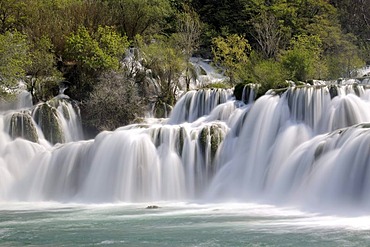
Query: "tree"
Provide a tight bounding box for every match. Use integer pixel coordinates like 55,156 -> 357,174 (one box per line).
173,4 -> 201,90
0,31 -> 30,91
252,59 -> 288,95
108,0 -> 174,39
325,35 -> 365,78
24,0 -> 113,57
212,34 -> 251,84
305,9 -> 365,78
139,35 -> 186,106
281,34 -> 325,81
331,0 -> 370,48
65,25 -> 130,99
83,71 -> 145,131
66,26 -> 129,72
335,0 -> 370,62
26,36 -> 62,103
0,0 -> 27,33
251,11 -> 285,59
191,0 -> 251,36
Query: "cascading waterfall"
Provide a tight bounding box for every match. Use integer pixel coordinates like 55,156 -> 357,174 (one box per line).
208,84 -> 370,211
1,95 -> 82,145
2,84 -> 370,213
5,121 -> 227,202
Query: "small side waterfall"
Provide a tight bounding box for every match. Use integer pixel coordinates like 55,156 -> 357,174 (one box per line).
188,58 -> 228,88
2,94 -> 83,145
0,84 -> 33,111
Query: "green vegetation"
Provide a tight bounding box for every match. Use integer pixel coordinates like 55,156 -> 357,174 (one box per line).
212,34 -> 251,83
0,0 -> 368,131
0,31 -> 30,90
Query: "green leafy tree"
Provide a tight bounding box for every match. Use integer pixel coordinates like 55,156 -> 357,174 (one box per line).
305,11 -> 365,78
0,0 -> 27,33
65,26 -> 130,99
139,35 -> 186,106
332,0 -> 370,62
331,0 -> 370,43
24,0 -> 113,57
173,4 -> 201,90
212,34 -> 251,84
252,59 -> 289,95
108,0 -> 174,39
0,31 -> 30,91
66,26 -> 129,72
281,34 -> 325,81
325,35 -> 365,78
26,36 -> 62,102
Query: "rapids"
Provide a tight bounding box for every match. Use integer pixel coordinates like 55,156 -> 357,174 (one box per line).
1,84 -> 370,214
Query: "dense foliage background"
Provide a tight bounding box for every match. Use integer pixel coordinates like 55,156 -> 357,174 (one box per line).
0,0 -> 369,132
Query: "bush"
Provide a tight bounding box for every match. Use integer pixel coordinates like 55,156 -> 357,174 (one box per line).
252,59 -> 289,97
82,71 -> 146,131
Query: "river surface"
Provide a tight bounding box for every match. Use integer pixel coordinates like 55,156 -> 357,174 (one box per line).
1,202 -> 369,246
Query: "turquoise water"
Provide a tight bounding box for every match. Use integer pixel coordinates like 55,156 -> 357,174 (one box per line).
1,202 -> 370,246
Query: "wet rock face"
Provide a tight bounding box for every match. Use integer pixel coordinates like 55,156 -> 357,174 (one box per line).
198,124 -> 225,162
9,112 -> 38,143
33,102 -> 65,144
233,83 -> 258,103
5,96 -> 82,145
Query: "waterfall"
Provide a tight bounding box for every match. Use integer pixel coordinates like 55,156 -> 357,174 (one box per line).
3,121 -> 228,202
1,98 -> 82,145
31,95 -> 83,144
0,86 -> 33,111
2,84 -> 370,213
168,88 -> 233,124
207,85 -> 370,211
188,57 -> 228,88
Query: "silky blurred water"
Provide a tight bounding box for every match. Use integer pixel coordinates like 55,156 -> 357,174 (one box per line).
1,202 -> 370,246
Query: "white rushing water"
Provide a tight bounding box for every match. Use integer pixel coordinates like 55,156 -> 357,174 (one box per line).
1,84 -> 370,216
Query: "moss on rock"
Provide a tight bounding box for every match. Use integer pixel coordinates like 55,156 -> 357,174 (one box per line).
233,83 -> 260,103
210,125 -> 223,159
9,112 -> 39,143
198,124 -> 225,162
33,102 -> 65,144
177,127 -> 186,156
